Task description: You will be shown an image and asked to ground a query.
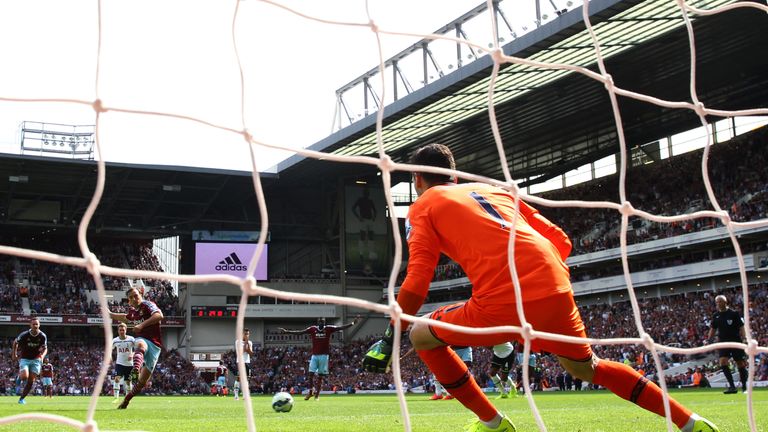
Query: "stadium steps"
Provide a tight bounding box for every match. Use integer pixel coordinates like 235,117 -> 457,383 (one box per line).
661,353 -> 717,377
21,297 -> 30,315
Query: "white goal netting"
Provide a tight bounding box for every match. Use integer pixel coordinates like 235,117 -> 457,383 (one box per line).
0,0 -> 767,431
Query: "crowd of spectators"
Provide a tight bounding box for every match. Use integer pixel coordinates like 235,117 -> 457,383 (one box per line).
0,240 -> 181,317
542,127 -> 768,255
0,339 -> 207,396
0,283 -> 765,397
224,284 -> 768,396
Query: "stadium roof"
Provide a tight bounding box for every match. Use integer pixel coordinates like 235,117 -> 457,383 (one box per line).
277,0 -> 768,186
0,154 -> 278,239
0,0 -> 765,238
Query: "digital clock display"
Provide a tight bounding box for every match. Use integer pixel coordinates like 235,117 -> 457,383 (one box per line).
191,306 -> 238,318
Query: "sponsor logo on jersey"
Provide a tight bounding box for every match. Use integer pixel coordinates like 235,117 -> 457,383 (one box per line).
216,252 -> 248,271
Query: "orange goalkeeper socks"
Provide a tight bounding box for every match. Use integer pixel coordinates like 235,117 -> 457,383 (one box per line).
417,346 -> 497,421
593,359 -> 691,428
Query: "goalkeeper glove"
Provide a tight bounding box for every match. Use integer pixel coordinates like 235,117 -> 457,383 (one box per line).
362,325 -> 399,373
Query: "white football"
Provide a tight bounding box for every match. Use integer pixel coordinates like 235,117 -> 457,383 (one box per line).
271,391 -> 294,413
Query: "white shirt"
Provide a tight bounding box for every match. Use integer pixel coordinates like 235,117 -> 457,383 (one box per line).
236,339 -> 253,364
112,335 -> 136,367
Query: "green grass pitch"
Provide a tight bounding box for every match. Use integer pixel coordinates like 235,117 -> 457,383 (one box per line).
0,389 -> 765,431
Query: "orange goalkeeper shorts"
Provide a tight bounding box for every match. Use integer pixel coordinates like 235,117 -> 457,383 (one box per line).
427,291 -> 592,361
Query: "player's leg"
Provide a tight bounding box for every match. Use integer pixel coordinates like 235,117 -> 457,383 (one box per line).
315,374 -> 324,400
718,353 -> 737,393
559,356 -> 717,431
131,339 -> 148,381
489,363 -> 507,398
306,357 -> 318,400
734,351 -> 749,392
431,375 -> 445,400
119,340 -> 160,409
304,371 -> 315,400
113,375 -> 121,399
358,229 -> 366,260
538,292 -> 718,432
19,372 -> 37,402
17,362 -> 29,399
315,355 -> 329,400
18,359 -> 40,403
410,303 -> 513,431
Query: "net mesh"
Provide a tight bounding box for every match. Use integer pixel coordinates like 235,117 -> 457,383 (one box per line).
0,0 -> 767,431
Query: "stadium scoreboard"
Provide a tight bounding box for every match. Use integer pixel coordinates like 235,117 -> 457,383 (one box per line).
191,306 -> 238,318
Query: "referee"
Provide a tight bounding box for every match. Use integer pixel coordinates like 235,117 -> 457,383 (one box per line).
707,294 -> 748,394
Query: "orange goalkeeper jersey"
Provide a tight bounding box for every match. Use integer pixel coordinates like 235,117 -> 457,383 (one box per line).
397,182 -> 573,317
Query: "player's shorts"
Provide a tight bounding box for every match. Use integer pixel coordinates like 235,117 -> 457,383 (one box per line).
136,337 -> 162,373
114,363 -> 133,381
718,347 -> 746,361
453,346 -> 473,365
19,358 -> 42,376
233,363 -> 251,377
427,291 -> 592,362
309,354 -> 330,375
41,377 -> 53,386
217,376 -> 227,387
491,353 -> 515,373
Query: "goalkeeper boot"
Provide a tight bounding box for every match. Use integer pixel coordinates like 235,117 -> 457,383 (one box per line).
465,415 -> 516,432
429,394 -> 444,400
690,417 -> 719,432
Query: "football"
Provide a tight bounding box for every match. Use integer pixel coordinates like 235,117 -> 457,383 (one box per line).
271,391 -> 294,413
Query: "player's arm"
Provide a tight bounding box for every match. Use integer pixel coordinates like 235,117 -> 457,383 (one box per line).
395,214 -> 441,327
518,200 -> 572,260
279,327 -> 307,335
109,311 -> 128,323
707,323 -> 715,342
11,338 -> 19,362
363,211 -> 439,373
245,341 -> 254,355
134,310 -> 163,333
337,315 -> 361,330
40,333 -> 48,359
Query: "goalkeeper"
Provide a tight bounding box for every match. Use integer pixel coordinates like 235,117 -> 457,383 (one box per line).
363,143 -> 718,432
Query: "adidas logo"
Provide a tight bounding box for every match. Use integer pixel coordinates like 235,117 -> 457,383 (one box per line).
215,252 -> 248,271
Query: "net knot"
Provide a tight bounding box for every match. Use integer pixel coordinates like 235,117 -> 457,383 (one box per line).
368,19 -> 379,34
388,301 -> 403,322
520,322 -> 534,341
603,74 -> 615,91
693,101 -> 707,117
84,253 -> 101,276
619,201 -> 634,216
489,48 -> 504,64
640,332 -> 654,348
82,420 -> 99,432
242,129 -> 253,144
92,99 -> 106,114
377,154 -> 395,173
718,210 -> 731,225
746,338 -> 758,356
242,276 -> 257,296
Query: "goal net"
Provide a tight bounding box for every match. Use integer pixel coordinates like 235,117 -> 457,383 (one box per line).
0,0 -> 766,431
